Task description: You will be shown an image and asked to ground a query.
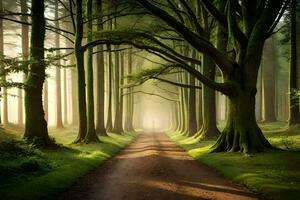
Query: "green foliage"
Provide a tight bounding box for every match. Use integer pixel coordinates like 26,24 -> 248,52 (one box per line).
122,64 -> 178,88
168,122 -> 300,200
0,126 -> 138,200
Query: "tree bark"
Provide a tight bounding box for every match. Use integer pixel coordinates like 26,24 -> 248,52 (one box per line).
188,49 -> 197,136
43,80 -> 48,122
95,0 -> 107,135
19,0 -> 29,126
85,0 -> 99,142
63,68 -> 68,124
195,54 -> 220,139
212,89 -> 273,153
55,0 -> 64,128
262,37 -> 277,122
0,0 -> 8,125
74,0 -> 88,142
23,0 -> 52,146
289,0 -> 300,126
113,48 -> 124,133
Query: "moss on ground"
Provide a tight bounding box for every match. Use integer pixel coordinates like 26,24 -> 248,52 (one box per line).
0,125 -> 138,200
167,121 -> 300,200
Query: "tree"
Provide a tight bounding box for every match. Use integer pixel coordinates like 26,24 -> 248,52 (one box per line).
262,37 -> 277,122
23,0 -> 52,146
74,0 -> 88,142
288,0 -> 300,125
188,49 -> 197,136
104,0 -> 288,152
95,0 -> 107,135
55,0 -> 64,128
85,0 -> 99,142
19,0 -> 29,126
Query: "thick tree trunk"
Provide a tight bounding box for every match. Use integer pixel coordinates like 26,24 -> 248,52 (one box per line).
289,0 -> 300,126
212,89 -> 273,153
95,0 -> 107,135
85,0 -> 98,142
74,0 -> 88,142
23,0 -> 52,146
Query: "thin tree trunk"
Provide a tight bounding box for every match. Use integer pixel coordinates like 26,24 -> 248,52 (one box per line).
43,80 -> 48,122
19,0 -> 29,126
55,0 -> 63,128
95,0 -> 107,135
63,68 -> 67,124
262,37 -> 277,122
188,49 -> 197,136
112,16 -> 122,133
106,43 -> 113,132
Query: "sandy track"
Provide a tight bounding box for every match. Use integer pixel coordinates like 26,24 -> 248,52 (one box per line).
58,132 -> 259,200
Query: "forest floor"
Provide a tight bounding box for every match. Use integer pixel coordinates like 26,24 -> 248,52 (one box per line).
59,132 -> 259,200
168,121 -> 300,200
0,124 -> 137,200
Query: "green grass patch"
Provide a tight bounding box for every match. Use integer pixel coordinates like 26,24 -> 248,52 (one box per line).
167,122 -> 300,200
0,125 -> 138,200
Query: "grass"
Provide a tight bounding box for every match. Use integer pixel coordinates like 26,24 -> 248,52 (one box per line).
0,124 -> 138,200
167,121 -> 300,200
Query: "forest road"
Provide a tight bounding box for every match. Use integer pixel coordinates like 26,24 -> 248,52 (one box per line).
58,132 -> 260,200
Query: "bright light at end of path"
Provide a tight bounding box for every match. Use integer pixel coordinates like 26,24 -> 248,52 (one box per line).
142,113 -> 168,132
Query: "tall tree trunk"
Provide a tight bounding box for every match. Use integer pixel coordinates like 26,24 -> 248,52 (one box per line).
23,0 -> 52,146
95,0 -> 107,135
127,48 -> 135,132
262,37 -> 277,122
112,32 -> 122,133
18,0 -> 29,126
63,68 -> 67,124
70,67 -> 78,125
55,0 -> 63,128
0,0 -> 7,125
74,0 -> 88,142
85,0 -> 98,142
289,0 -> 300,126
113,49 -> 124,133
106,44 -> 113,132
195,54 -> 220,139
188,49 -> 197,136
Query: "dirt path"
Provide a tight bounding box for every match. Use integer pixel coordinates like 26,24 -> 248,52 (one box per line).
58,132 -> 259,200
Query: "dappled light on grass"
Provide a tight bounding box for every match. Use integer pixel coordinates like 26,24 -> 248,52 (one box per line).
167,122 -> 300,200
0,126 -> 138,200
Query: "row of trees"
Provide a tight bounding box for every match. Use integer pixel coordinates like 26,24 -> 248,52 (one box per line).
0,0 -> 299,154
0,0 -> 137,145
